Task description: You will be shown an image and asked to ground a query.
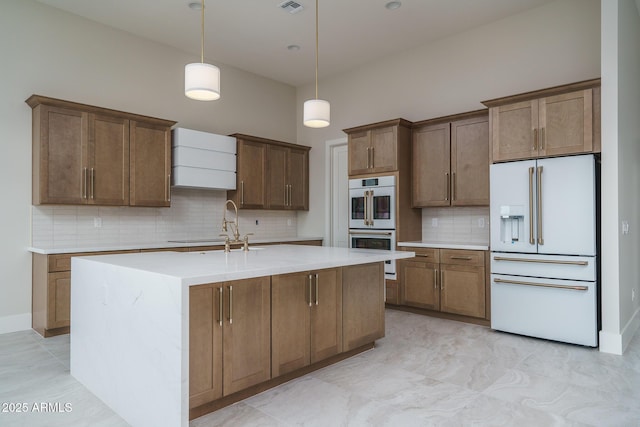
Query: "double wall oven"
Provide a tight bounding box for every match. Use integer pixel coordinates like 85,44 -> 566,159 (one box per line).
348,176 -> 397,279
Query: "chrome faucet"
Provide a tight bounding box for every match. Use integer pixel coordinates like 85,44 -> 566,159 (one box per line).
221,200 -> 252,252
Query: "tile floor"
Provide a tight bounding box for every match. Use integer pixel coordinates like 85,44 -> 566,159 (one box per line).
1,309 -> 639,427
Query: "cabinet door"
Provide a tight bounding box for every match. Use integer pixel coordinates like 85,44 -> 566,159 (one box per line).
271,272 -> 311,377
223,277 -> 271,396
35,105 -> 88,204
310,268 -> 342,364
451,116 -> 489,206
440,264 -> 485,318
539,89 -> 592,157
189,284 -> 223,408
47,272 -> 71,329
88,114 -> 130,205
412,123 -> 451,207
266,145 -> 288,210
491,100 -> 538,162
400,259 -> 439,310
370,126 -> 397,173
129,121 -> 171,207
342,262 -> 384,351
288,148 -> 309,210
236,140 -> 267,209
348,130 -> 371,175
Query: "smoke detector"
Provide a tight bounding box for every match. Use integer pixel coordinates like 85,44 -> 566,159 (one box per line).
279,1 -> 304,14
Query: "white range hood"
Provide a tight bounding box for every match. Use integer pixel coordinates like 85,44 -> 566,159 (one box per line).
171,127 -> 236,190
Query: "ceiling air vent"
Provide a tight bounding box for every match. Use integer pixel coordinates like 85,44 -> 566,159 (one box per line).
279,1 -> 304,14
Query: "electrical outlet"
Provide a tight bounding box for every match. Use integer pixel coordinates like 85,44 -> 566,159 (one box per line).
287,219 -> 292,226
622,221 -> 630,235
431,218 -> 438,228
633,288 -> 637,302
255,219 -> 259,226
93,217 -> 102,228
477,218 -> 485,229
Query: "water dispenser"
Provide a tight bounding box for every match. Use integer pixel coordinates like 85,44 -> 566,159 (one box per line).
499,205 -> 524,244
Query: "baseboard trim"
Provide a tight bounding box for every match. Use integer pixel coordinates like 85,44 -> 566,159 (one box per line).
0,313 -> 32,335
599,307 -> 640,355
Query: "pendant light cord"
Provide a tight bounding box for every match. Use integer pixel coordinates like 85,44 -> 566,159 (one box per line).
201,0 -> 205,63
315,0 -> 319,100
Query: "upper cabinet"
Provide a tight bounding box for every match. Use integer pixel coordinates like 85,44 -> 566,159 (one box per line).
482,79 -> 601,163
412,111 -> 489,207
344,119 -> 412,176
27,95 -> 175,207
227,134 -> 310,211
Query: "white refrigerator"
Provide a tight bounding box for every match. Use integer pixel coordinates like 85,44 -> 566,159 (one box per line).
490,154 -> 598,347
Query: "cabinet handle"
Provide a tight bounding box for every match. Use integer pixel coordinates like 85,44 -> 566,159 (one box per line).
528,167 -> 535,245
415,254 -> 431,258
90,168 -> 95,199
228,285 -> 233,324
166,174 -> 171,202
434,269 -> 438,289
445,173 -> 450,201
218,287 -> 223,326
450,256 -> 472,260
537,165 -> 544,245
82,167 -> 88,199
440,270 -> 444,290
284,184 -> 288,206
452,172 -> 456,201
540,128 -> 545,150
308,274 -> 313,307
370,147 -> 375,169
314,273 -> 319,306
532,128 -> 538,151
289,184 -> 293,207
240,181 -> 244,206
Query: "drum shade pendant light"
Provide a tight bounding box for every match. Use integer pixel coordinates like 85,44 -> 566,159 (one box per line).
303,0 -> 330,128
185,0 -> 220,101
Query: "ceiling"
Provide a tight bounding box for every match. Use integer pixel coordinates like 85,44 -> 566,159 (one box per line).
36,0 -> 556,87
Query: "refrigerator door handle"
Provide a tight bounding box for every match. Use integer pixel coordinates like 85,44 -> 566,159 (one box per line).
493,256 -> 589,266
537,166 -> 544,245
529,167 -> 535,245
494,277 -> 588,291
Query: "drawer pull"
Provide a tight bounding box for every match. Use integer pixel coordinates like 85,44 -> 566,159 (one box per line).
493,256 -> 588,266
415,254 -> 431,258
450,256 -> 472,260
494,278 -> 588,291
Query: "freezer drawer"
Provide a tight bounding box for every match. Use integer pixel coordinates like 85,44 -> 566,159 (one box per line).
491,274 -> 597,347
491,252 -> 596,281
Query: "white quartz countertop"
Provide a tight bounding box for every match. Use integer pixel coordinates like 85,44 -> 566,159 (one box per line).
398,241 -> 489,251
28,236 -> 323,255
74,244 -> 414,286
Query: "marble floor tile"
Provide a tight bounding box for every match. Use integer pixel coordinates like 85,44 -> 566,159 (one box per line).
1,310 -> 639,427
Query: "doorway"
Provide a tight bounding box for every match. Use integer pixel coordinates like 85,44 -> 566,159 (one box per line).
325,138 -> 348,247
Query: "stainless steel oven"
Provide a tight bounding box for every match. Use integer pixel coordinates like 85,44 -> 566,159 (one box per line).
349,229 -> 397,279
349,176 -> 395,230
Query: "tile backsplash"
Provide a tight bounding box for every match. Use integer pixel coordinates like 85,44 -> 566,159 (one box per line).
421,206 -> 490,244
31,188 -> 297,249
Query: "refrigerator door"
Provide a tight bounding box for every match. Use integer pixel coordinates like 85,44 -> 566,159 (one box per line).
490,160 -> 537,253
537,155 -> 596,256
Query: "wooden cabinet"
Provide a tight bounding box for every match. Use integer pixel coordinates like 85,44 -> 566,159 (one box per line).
271,268 -> 342,377
228,134 -> 310,210
267,145 -> 309,210
344,119 -> 412,176
27,95 -> 175,207
342,262 -> 385,351
189,277 -> 271,408
482,79 -> 601,162
412,111 -> 489,207
32,250 -> 137,337
399,248 -> 488,320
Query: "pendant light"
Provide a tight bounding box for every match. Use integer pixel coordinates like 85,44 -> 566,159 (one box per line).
303,0 -> 330,128
185,0 -> 220,101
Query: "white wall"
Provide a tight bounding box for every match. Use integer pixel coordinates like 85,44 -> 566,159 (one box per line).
599,0 -> 640,354
0,0 -> 297,333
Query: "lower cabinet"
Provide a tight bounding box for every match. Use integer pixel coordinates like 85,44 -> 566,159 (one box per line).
400,248 -> 488,320
342,262 -> 385,351
271,268 -> 343,377
189,277 -> 271,409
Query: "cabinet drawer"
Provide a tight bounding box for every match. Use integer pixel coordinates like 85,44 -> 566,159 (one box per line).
402,247 -> 439,262
48,250 -> 139,272
440,249 -> 484,266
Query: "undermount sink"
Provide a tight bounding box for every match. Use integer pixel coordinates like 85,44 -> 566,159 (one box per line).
167,238 -> 224,243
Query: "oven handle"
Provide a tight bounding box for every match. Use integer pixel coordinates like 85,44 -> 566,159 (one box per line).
348,231 -> 393,236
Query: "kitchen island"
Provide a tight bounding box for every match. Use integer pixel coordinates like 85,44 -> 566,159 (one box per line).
70,244 -> 413,427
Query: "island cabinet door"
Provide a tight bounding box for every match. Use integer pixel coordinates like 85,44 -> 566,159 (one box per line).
342,262 -> 385,352
189,284 -> 223,408
222,277 -> 271,396
310,268 -> 343,364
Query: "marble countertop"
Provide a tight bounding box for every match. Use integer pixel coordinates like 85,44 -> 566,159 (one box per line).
398,241 -> 489,251
28,236 -> 323,255
74,244 -> 415,286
